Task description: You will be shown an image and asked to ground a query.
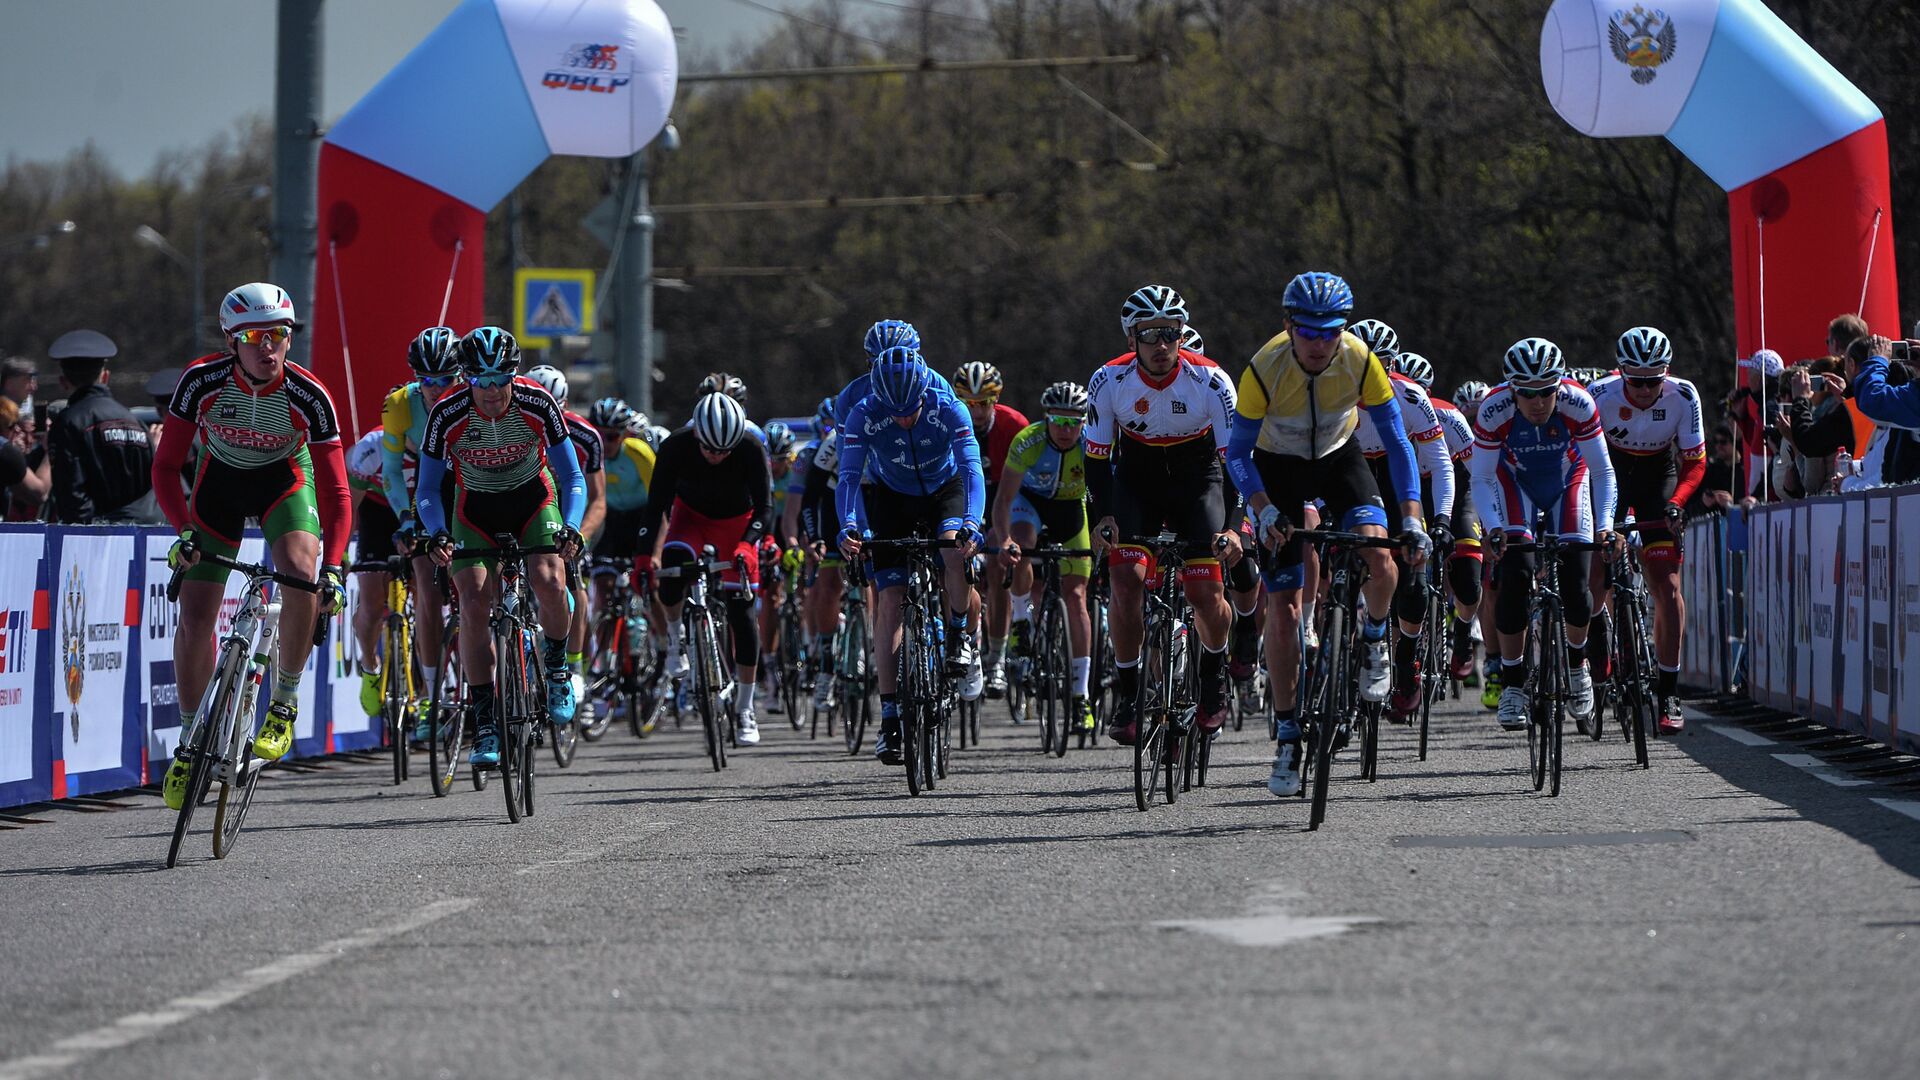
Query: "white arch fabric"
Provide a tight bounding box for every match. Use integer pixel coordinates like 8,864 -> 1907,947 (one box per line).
497,0 -> 678,160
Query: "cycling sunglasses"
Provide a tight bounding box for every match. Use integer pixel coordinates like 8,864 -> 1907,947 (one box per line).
1132,326 -> 1183,345
1512,382 -> 1560,400
230,325 -> 292,347
1289,324 -> 1344,342
467,372 -> 515,389
419,374 -> 459,389
1624,375 -> 1666,388
1046,413 -> 1086,427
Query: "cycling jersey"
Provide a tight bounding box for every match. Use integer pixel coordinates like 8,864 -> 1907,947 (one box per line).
153,352 -> 351,571
1354,372 -> 1454,519
634,428 -> 772,554
1227,331 -> 1421,508
601,435 -> 655,512
836,381 -> 985,536
347,429 -> 387,506
1004,421 -> 1088,501
834,369 -> 958,428
976,403 -> 1031,487
379,381 -> 433,516
1586,373 -> 1707,507
564,411 -> 605,476
799,431 -> 841,544
1431,398 -> 1476,463
415,379 -> 584,537
1470,381 -> 1617,539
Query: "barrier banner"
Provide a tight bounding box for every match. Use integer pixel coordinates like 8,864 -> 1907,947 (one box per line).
0,529 -> 49,804
326,548 -> 382,753
1679,516 -> 1717,688
139,533 -> 184,771
1793,503 -> 1812,714
1896,493 -> 1920,751
51,531 -> 142,796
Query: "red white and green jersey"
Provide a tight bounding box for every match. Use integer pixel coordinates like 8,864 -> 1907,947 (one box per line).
420,378 -> 571,494
165,355 -> 342,469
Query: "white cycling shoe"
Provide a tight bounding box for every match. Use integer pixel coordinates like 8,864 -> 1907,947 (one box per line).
1568,664 -> 1596,730
1496,685 -> 1530,731
736,709 -> 761,746
959,656 -> 984,702
1359,638 -> 1392,703
1267,741 -> 1303,797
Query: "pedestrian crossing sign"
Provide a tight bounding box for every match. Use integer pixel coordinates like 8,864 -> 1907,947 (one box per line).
513,268 -> 596,348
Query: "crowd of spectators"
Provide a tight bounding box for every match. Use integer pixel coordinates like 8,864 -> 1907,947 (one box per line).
0,333 -> 162,525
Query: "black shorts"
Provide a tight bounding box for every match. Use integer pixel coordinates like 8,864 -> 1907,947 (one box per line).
1109,442 -> 1225,564
357,498 -> 400,562
1613,451 -> 1678,531
595,506 -> 645,559
1259,438 -> 1387,589
865,473 -> 969,588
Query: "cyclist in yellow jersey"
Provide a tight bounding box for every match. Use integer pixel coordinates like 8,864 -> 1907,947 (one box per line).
1224,272 -> 1430,798
381,327 -> 463,717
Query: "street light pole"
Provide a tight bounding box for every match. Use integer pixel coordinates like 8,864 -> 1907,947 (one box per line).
615,146 -> 654,417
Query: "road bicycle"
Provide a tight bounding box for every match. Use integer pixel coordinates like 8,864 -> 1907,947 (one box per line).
1498,523 -> 1605,797
655,547 -> 744,772
584,557 -> 654,742
860,535 -> 963,796
1603,522 -> 1667,768
351,555 -> 419,786
1117,532 -> 1199,811
1290,529 -> 1399,830
164,551 -> 325,867
821,564 -> 874,754
455,538 -> 563,822
1000,545 -> 1096,757
423,564 -> 473,797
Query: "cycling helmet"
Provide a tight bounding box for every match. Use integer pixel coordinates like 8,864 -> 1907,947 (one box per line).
524,364 -> 568,406
1179,326 -> 1206,355
1350,318 -> 1399,358
1120,285 -> 1189,335
1281,271 -> 1355,330
218,282 -> 296,333
1502,337 -> 1566,385
1040,380 -> 1091,415
864,319 -> 921,360
1395,352 -> 1435,390
1615,326 -> 1673,374
870,346 -> 933,416
692,392 -> 748,451
766,421 -> 797,460
953,361 -> 1003,401
697,371 -> 748,404
1453,380 -> 1490,413
458,327 -> 521,379
407,326 -> 460,376
813,395 -> 836,433
588,396 -> 634,430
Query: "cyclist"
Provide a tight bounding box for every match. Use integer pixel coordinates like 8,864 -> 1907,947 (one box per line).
990,381 -> 1096,733
1402,356 -> 1486,686
417,328 -> 586,768
836,347 -> 985,765
1469,338 -> 1618,733
380,326 -> 462,727
954,361 -> 1028,700
636,393 -> 773,747
347,428 -> 399,718
1224,273 -> 1429,798
587,397 -> 657,725
835,319 -> 935,427
1087,285 -> 1240,751
528,365 -> 605,713
692,372 -> 768,448
1585,327 -> 1705,734
796,421 -> 848,712
1455,378 -> 1501,708
154,282 -> 350,809
759,420 -> 801,706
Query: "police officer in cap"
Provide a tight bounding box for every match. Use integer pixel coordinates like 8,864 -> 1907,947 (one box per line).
45,329 -> 161,524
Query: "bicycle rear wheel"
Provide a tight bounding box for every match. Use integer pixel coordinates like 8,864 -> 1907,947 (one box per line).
841,612 -> 869,755
1307,604 -> 1346,831
497,628 -> 526,822
1043,597 -> 1071,757
781,607 -> 804,729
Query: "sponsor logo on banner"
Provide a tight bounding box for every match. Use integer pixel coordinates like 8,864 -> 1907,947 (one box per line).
0,608 -> 28,676
542,43 -> 630,94
0,534 -> 42,785
1608,6 -> 1678,85
57,534 -> 134,777
62,565 -> 86,740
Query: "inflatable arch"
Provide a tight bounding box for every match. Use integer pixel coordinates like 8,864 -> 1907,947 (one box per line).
1541,0 -> 1896,378
308,0 -> 676,436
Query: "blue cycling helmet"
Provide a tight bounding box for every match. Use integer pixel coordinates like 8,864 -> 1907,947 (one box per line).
870,346 -> 933,416
458,326 -> 520,378
813,395 -> 836,432
864,319 -> 921,360
1282,272 -> 1355,330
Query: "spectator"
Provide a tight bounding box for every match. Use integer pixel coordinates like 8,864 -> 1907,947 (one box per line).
1,355 -> 36,411
4,400 -> 48,521
1692,424 -> 1744,512
0,397 -> 50,518
1784,357 -> 1854,494
1847,332 -> 1920,486
1728,348 -> 1787,501
44,330 -> 160,524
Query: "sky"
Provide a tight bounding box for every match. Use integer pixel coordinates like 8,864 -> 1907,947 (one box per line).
0,0 -> 792,178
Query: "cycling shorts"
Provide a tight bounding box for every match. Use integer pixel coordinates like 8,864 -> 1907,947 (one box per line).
663,498 -> 759,589
1010,491 -> 1091,579
356,497 -> 400,563
1257,438 -> 1387,591
1612,452 -> 1681,566
451,470 -> 564,571
1108,448 -> 1224,584
594,506 -> 646,560
1491,465 -> 1594,544
184,447 -> 321,584
865,472 -> 969,591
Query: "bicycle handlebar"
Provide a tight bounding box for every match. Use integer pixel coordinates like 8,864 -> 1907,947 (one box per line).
1284,529 -> 1402,550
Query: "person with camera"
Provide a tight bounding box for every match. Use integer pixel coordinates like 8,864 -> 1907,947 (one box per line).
1783,357 -> 1856,496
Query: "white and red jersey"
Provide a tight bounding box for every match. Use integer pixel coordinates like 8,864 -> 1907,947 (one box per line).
1586,373 -> 1708,506
1356,373 -> 1454,518
1085,349 -> 1235,461
1470,380 -> 1617,539
1431,397 -> 1475,464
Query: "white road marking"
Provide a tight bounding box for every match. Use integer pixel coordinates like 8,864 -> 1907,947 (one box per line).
1156,881 -> 1378,947
1771,754 -> 1875,787
1705,723 -> 1776,747
0,899 -> 474,1080
1869,798 -> 1920,824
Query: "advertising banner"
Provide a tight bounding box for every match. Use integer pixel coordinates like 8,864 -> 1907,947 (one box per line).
327,552 -> 379,751
1864,496 -> 1892,741
0,531 -> 48,795
1805,503 -> 1839,723
1840,500 -> 1867,724
52,532 -> 140,791
1897,494 -> 1920,751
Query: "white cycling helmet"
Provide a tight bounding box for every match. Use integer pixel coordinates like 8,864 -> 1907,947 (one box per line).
1120,284 -> 1188,335
1350,318 -> 1399,359
1179,326 -> 1205,355
1502,338 -> 1566,386
952,361 -> 1003,401
1040,380 -> 1091,415
1453,380 -> 1490,412
1615,326 -> 1673,374
692,393 -> 747,451
218,282 -> 296,334
1394,352 -> 1435,390
524,364 -> 568,406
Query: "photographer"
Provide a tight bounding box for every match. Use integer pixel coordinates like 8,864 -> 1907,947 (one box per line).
1726,348 -> 1789,502
1784,357 -> 1855,495
1847,331 -> 1920,486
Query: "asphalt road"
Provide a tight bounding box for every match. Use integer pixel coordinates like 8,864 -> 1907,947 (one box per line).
3,688 -> 1918,1080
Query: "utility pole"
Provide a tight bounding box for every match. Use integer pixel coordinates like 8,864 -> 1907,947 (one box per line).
273,0 -> 323,326
615,147 -> 656,417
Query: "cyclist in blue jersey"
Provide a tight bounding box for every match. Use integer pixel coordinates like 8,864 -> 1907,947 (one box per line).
836,347 -> 986,765
834,319 -> 962,428
1469,338 -> 1619,733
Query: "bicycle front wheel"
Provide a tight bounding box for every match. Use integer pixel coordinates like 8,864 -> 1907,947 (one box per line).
1043,597 -> 1071,757
212,744 -> 262,859
1307,604 -> 1346,831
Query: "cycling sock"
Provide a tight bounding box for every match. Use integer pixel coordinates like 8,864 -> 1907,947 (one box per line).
270,666 -> 301,708
1656,666 -> 1679,697
543,635 -> 568,678
986,637 -> 1006,667
1199,644 -> 1226,708
358,658 -> 381,677
1451,618 -> 1473,653
1588,620 -> 1610,669
880,694 -> 899,721
814,632 -> 833,658
1394,633 -> 1418,672
740,679 -> 757,714
1566,645 -> 1587,671
667,621 -> 683,652
1502,658 -> 1529,687
1070,656 -> 1091,697
1362,616 -> 1390,643
471,682 -> 497,732
1273,708 -> 1299,742
1300,599 -> 1317,632
1115,658 -> 1140,698
1230,609 -> 1259,664
566,650 -> 584,668
1010,594 -> 1031,624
